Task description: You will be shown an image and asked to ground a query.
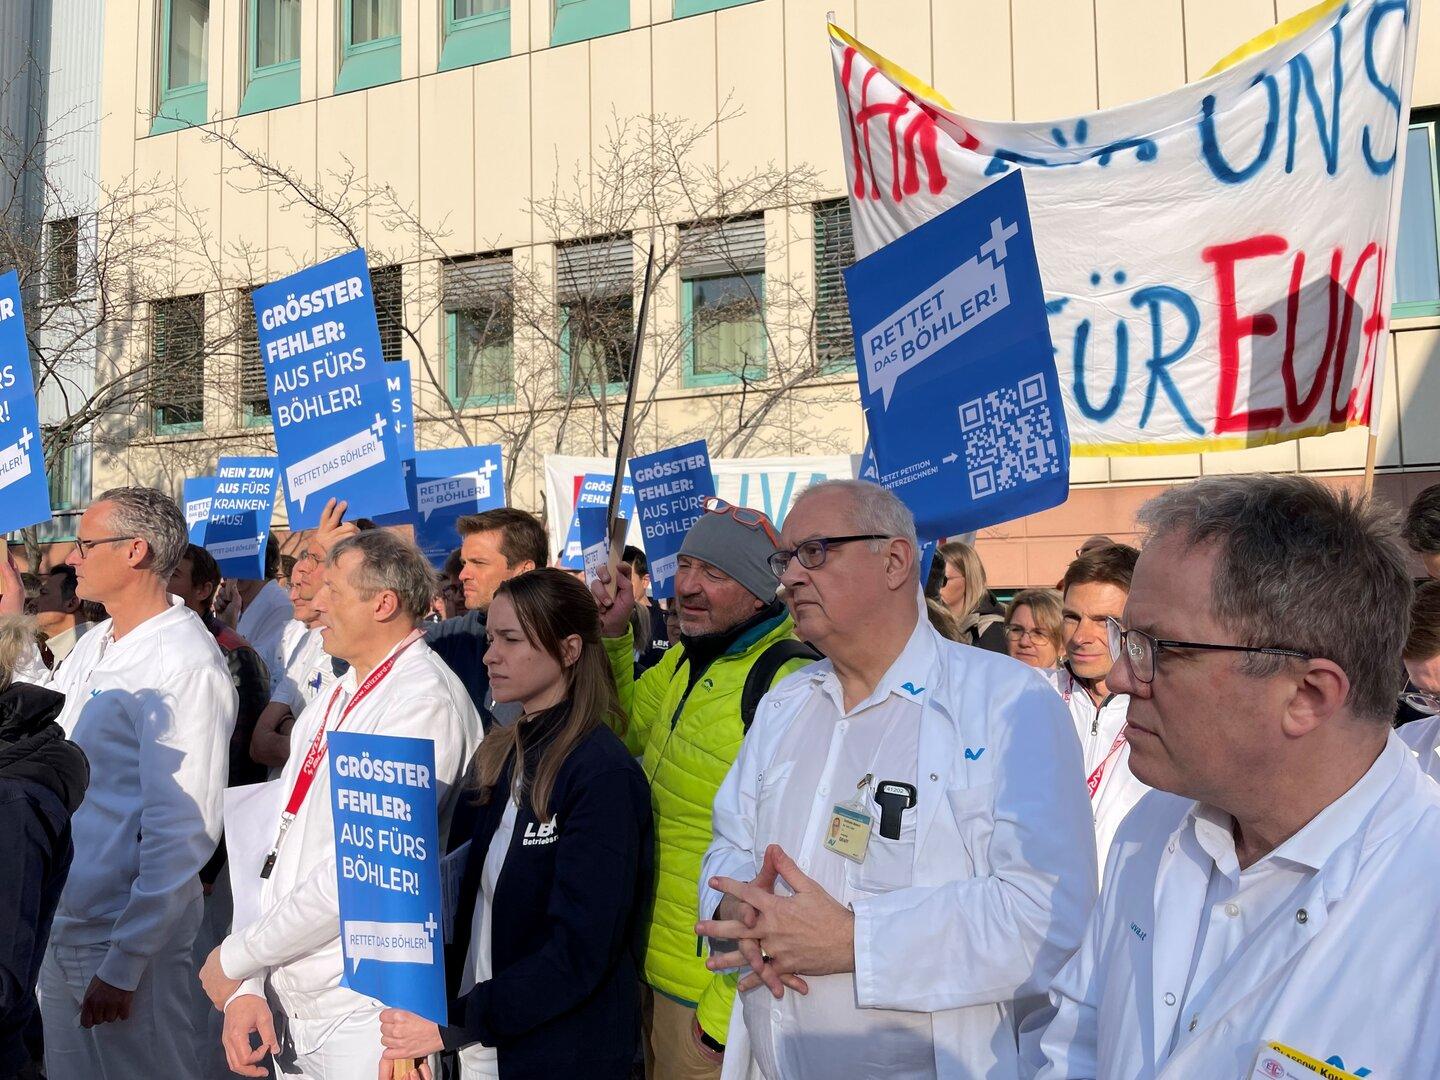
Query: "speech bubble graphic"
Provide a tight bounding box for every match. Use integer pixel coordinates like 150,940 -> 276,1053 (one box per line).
206,533 -> 266,561
0,428 -> 34,492
859,217 -> 1018,410
649,552 -> 678,589
185,498 -> 213,527
416,461 -> 499,521
343,917 -> 438,972
286,424 -> 387,513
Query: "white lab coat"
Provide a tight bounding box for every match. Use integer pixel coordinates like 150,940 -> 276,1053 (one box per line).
1029,733 -> 1440,1079
701,621 -> 1099,1080
237,579 -> 294,681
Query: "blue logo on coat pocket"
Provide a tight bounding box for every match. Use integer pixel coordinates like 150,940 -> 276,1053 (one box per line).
964,747 -> 985,761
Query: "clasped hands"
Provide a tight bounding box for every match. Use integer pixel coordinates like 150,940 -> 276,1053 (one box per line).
694,843 -> 855,1000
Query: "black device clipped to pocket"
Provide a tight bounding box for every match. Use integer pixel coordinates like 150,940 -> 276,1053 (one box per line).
874,780 -> 918,840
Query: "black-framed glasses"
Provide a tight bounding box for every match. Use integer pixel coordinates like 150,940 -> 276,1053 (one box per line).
768,535 -> 890,579
1106,617 -> 1312,685
73,535 -> 138,559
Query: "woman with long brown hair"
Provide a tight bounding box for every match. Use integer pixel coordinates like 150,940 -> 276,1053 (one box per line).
377,569 -> 652,1080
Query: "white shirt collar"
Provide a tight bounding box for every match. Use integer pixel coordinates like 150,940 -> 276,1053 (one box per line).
815,614 -> 937,717
1189,733 -> 1403,878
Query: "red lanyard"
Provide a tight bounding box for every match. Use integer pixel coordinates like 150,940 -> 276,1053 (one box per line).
1086,725 -> 1129,800
260,629 -> 423,878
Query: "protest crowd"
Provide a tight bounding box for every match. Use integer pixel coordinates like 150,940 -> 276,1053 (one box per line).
0,468 -> 1435,1080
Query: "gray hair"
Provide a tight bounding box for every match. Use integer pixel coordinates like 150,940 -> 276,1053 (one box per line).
1137,474 -> 1412,724
793,479 -> 920,578
96,487 -> 189,578
0,615 -> 36,692
328,530 -> 437,621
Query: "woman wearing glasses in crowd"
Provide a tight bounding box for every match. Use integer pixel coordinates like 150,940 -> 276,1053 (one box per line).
1003,588 -> 1065,669
933,540 -> 1008,653
1399,580 -> 1440,738
378,569 -> 652,1080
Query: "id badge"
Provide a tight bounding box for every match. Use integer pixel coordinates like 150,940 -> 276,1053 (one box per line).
825,803 -> 873,863
1249,1042 -> 1363,1079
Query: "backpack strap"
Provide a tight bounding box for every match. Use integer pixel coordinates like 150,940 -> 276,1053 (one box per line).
741,639 -> 822,734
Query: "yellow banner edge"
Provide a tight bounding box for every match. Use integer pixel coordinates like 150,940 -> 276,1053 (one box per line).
1204,0 -> 1349,76
1071,419 -> 1370,458
827,22 -> 956,112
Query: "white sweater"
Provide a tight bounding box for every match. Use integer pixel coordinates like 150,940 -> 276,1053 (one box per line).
30,600 -> 237,990
238,580 -> 294,684
220,635 -> 481,1019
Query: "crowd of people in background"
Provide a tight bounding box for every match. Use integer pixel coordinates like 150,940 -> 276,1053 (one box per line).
0,473 -> 1439,1078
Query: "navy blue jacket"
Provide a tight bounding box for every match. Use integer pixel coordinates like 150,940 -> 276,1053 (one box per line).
441,707 -> 652,1079
0,682 -> 88,1077
426,609 -> 495,727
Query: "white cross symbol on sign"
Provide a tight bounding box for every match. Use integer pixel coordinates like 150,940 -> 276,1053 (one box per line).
980,218 -> 1019,266
17,427 -> 32,453
478,460 -> 498,481
369,413 -> 388,440
424,913 -> 438,939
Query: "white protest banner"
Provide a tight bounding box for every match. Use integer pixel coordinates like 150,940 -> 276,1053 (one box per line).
830,0 -> 1420,456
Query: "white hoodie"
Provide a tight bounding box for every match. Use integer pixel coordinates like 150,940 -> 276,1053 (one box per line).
29,599 -> 237,990
220,635 -> 481,1019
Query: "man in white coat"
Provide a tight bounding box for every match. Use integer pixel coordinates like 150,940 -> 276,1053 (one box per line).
199,529 -> 481,1078
1047,545 -> 1149,875
2,487 -> 238,1079
697,480 -> 1097,1080
1030,474 -> 1440,1079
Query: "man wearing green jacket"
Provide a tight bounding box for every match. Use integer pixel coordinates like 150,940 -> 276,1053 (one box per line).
593,501 -> 815,1080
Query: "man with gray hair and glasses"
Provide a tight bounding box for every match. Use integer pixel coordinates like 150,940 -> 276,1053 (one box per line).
199,529 -> 480,1078
697,479 -> 1097,1079
0,487 -> 238,1080
1029,474 -> 1440,1079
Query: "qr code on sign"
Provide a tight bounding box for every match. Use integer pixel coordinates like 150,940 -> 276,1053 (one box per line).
959,374 -> 1061,500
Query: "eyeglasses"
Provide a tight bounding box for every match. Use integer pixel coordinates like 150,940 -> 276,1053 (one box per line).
1005,625 -> 1048,643
1106,617 -> 1312,685
768,535 -> 890,579
73,535 -> 138,559
702,496 -> 781,547
1401,688 -> 1440,717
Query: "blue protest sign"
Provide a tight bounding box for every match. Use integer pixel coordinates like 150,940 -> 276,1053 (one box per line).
330,730 -> 446,1024
410,445 -> 506,568
204,457 -> 279,579
918,539 -> 938,591
0,272 -> 51,534
577,505 -> 611,585
629,441 -> 716,599
845,171 -> 1069,538
561,474 -> 636,569
183,477 -> 217,544
254,249 -> 408,529
385,362 -> 415,461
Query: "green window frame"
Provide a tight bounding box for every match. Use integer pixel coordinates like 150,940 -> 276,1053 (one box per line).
1395,114 -> 1440,319
444,254 -> 515,406
151,294 -> 207,434
678,216 -> 768,387
673,0 -> 759,17
813,198 -> 856,373
336,0 -> 401,94
152,0 -> 210,135
557,237 -> 634,395
441,0 -> 510,71
242,0 -> 302,115
550,0 -> 627,47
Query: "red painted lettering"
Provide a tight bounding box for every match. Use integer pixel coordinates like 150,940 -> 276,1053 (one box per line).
1281,248 -> 1344,424
841,47 -> 948,203
1202,235 -> 1288,434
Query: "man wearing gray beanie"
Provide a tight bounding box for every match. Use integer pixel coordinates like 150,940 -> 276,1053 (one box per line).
591,498 -> 818,1080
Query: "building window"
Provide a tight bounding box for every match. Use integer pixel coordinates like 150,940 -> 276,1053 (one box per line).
680,216 -> 767,386
813,198 -> 856,373
673,0 -> 759,16
558,237 -> 633,393
372,265 -> 405,362
551,0 -> 627,47
441,0 -> 510,70
45,218 -> 80,302
238,288 -> 270,425
1396,115 -> 1440,318
444,255 -> 514,405
153,0 -> 210,134
47,441 -> 74,511
242,0 -> 301,115
337,0 -> 401,93
151,295 -> 206,433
